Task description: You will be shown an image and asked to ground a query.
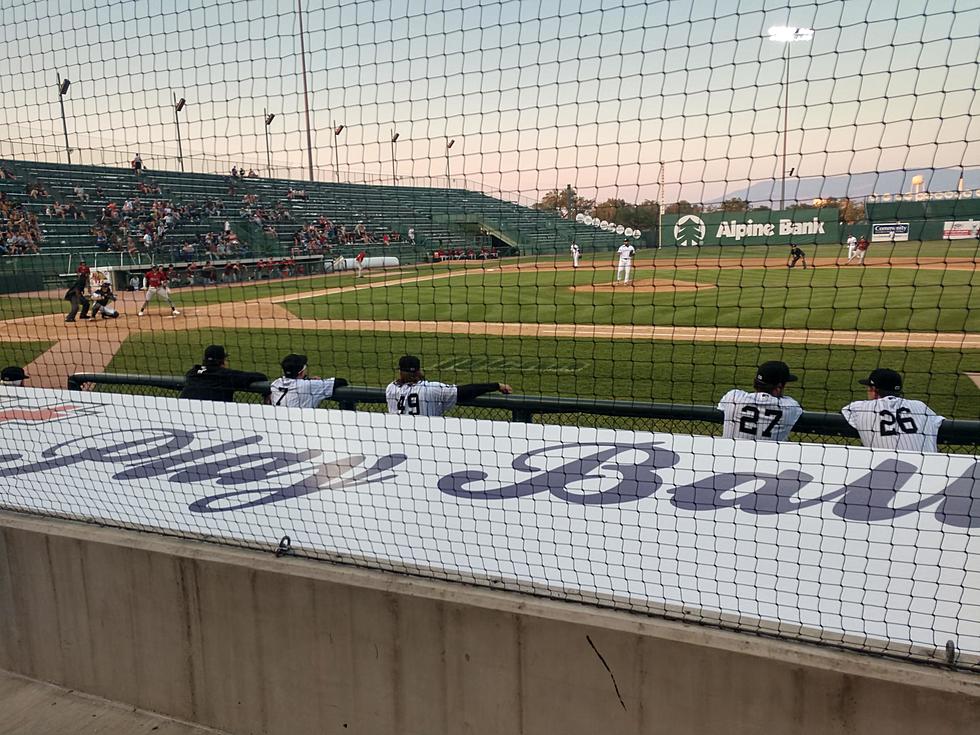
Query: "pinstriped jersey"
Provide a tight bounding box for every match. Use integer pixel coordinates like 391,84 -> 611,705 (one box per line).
386,380 -> 457,416
841,396 -> 944,452
718,390 -> 803,442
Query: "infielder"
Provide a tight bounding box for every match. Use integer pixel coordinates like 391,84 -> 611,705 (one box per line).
845,234 -> 857,261
841,368 -> 944,452
848,236 -> 869,265
270,353 -> 349,408
137,265 -> 180,316
615,239 -> 635,284
787,245 -> 808,269
717,360 -> 804,441
570,241 -> 581,268
386,355 -> 512,416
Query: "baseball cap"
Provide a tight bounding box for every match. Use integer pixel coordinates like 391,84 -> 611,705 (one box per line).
203,345 -> 227,364
859,368 -> 902,393
755,360 -> 797,385
1,366 -> 27,382
398,355 -> 421,373
281,353 -> 307,378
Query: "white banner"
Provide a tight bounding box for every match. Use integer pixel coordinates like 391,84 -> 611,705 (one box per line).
942,219 -> 980,239
870,222 -> 910,242
1,387 -> 977,662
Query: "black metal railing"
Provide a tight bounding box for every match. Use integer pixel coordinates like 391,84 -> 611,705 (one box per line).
66,372 -> 980,447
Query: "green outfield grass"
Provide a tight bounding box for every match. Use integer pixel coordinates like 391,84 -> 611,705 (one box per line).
0,340 -> 53,369
0,296 -> 66,320
104,328 -> 980,421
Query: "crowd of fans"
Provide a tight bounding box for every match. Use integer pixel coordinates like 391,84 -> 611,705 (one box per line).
0,191 -> 42,254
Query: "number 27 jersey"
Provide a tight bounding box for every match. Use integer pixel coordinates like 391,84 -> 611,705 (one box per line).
718,390 -> 803,441
841,396 -> 944,452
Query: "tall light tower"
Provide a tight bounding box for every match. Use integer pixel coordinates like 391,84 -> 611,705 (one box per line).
333,123 -> 345,182
767,25 -> 814,210
391,130 -> 400,183
264,111 -> 276,177
446,138 -> 455,183
296,0 -> 315,181
173,95 -> 186,171
56,73 -> 72,164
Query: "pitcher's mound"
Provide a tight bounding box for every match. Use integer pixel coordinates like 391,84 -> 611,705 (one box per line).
573,279 -> 714,294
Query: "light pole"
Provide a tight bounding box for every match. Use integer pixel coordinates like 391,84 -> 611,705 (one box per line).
767,26 -> 814,210
333,123 -> 344,182
264,111 -> 275,177
446,138 -> 455,183
390,130 -> 399,183
296,0 -> 315,182
56,73 -> 71,164
173,95 -> 186,171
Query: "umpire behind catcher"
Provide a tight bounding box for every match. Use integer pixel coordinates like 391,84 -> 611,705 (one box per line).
179,345 -> 271,403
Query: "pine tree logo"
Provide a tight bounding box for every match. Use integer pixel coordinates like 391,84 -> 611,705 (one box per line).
673,215 -> 705,247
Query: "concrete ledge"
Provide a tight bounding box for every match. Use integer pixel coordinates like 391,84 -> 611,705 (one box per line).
0,510 -> 977,735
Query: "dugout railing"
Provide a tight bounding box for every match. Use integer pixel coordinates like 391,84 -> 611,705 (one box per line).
66,372 -> 980,448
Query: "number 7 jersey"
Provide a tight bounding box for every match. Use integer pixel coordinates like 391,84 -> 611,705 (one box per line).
717,390 -> 804,441
841,396 -> 944,452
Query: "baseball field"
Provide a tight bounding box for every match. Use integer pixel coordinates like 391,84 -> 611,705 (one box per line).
2,240 -> 978,436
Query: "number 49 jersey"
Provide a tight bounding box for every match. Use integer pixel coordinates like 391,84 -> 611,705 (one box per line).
841,396 -> 944,452
718,390 -> 804,442
385,379 -> 458,416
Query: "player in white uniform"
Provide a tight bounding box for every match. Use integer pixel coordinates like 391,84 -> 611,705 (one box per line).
270,354 -> 348,408
845,234 -> 857,262
615,240 -> 635,284
570,242 -> 581,268
841,368 -> 944,452
386,355 -> 513,417
718,360 -> 804,441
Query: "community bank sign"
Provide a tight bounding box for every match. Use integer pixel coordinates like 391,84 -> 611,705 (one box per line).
666,207 -> 840,246
1,388 -> 977,660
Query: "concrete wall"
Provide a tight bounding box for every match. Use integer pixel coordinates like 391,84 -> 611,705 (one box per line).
0,511 -> 977,735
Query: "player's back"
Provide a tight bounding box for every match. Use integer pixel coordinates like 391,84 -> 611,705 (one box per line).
386,379 -> 458,416
841,396 -> 944,452
718,389 -> 803,441
270,376 -> 336,408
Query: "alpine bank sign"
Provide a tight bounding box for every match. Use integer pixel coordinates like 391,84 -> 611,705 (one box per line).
1,387 -> 977,660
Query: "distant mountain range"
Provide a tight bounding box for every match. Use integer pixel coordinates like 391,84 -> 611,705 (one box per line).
715,167 -> 980,205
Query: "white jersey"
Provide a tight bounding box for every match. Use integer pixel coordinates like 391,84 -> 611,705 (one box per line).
841,396 -> 944,452
386,380 -> 458,416
718,389 -> 804,442
570,244 -> 580,255
846,235 -> 857,249
270,377 -> 336,408
617,244 -> 635,262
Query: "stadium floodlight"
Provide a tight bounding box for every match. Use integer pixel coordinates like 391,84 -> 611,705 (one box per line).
296,0 -> 315,181
446,138 -> 456,181
391,130 -> 400,182
172,93 -> 187,171
334,124 -> 345,135
265,113 -> 276,126
56,72 -> 72,164
264,108 -> 276,176
767,25 -> 814,210
332,121 -> 345,182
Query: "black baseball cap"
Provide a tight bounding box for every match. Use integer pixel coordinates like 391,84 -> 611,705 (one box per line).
203,345 -> 227,364
398,355 -> 421,373
859,368 -> 902,393
755,360 -> 797,385
1,366 -> 27,382
281,353 -> 307,378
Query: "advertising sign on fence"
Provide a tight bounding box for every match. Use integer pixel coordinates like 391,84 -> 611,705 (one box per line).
942,219 -> 980,239
1,387 -> 978,664
663,208 -> 839,247
870,222 -> 910,242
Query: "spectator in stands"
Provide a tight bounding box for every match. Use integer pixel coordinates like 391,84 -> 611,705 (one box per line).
231,166 -> 238,179
408,226 -> 415,245
0,166 -> 16,180
131,153 -> 143,176
286,187 -> 307,200
179,345 -> 270,403
26,182 -> 47,199
247,168 -> 258,178
73,185 -> 89,202
0,366 -> 27,386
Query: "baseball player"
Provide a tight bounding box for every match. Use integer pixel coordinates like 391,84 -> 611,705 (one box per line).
848,236 -> 869,265
717,360 -> 804,441
179,345 -> 270,403
845,234 -> 857,262
841,368 -> 944,452
0,366 -> 27,386
615,239 -> 635,284
354,250 -> 366,277
570,241 -> 581,268
137,265 -> 180,316
787,245 -> 808,269
90,282 -> 120,319
270,353 -> 349,408
386,355 -> 512,416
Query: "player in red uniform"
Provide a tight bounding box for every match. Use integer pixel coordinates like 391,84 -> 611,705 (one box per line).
137,265 -> 180,316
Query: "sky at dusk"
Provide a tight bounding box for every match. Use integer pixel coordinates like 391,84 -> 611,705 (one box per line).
0,0 -> 977,204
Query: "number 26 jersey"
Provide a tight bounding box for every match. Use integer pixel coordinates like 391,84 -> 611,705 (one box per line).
841,396 -> 944,452
717,390 -> 803,442
385,380 -> 458,416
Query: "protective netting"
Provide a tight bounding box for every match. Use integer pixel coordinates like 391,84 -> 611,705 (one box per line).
0,0 -> 978,671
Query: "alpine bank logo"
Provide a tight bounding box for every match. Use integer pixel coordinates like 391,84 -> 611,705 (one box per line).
673,214 -> 705,246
